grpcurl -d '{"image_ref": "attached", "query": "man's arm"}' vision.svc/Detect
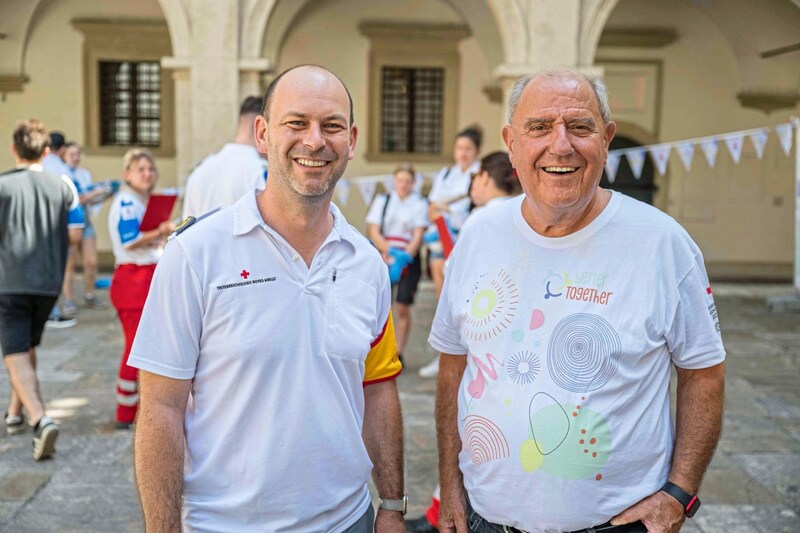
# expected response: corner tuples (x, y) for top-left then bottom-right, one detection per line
(436, 353), (468, 532)
(363, 379), (404, 532)
(612, 362), (725, 532)
(134, 370), (192, 533)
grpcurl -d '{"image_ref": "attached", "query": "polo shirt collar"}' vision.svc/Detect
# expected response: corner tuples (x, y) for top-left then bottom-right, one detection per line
(232, 190), (358, 247)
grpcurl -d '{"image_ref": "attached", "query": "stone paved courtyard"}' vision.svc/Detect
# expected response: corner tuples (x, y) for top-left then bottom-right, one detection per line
(1, 279), (799, 532)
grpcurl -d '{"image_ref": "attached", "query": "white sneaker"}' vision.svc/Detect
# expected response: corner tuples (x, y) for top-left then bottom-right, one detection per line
(418, 357), (440, 378)
(32, 416), (59, 461)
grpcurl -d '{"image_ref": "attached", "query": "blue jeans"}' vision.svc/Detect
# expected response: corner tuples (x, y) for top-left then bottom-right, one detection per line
(343, 504), (374, 533)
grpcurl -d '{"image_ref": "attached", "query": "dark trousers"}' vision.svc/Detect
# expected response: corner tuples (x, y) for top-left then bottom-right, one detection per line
(466, 502), (647, 533)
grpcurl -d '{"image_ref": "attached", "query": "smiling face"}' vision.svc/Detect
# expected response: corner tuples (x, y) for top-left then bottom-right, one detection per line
(64, 145), (81, 169)
(454, 136), (479, 171)
(393, 169), (415, 199)
(502, 75), (615, 219)
(124, 156), (158, 196)
(256, 67), (357, 202)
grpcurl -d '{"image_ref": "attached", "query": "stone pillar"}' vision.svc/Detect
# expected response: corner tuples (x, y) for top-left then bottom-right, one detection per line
(527, 0), (581, 68)
(239, 58), (272, 102)
(162, 57), (193, 187)
(187, 0), (240, 169)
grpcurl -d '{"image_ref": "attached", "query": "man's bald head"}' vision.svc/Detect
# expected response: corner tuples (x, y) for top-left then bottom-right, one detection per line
(261, 65), (354, 126)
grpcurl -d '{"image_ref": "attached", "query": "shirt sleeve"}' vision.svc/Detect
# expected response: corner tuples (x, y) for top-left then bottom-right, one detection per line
(363, 274), (402, 384)
(61, 175), (85, 228)
(428, 249), (468, 355)
(666, 252), (726, 369)
(365, 195), (387, 226)
(116, 196), (142, 245)
(128, 240), (204, 379)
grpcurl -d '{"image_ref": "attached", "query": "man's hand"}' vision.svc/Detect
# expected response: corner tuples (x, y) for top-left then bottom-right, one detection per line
(374, 508), (405, 532)
(438, 485), (468, 532)
(611, 490), (685, 533)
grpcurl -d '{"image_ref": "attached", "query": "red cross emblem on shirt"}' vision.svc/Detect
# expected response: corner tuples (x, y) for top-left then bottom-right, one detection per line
(240, 269), (250, 279)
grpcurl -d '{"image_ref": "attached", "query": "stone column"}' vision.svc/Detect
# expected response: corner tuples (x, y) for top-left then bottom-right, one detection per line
(162, 57), (192, 187)
(187, 0), (240, 169)
(238, 58), (272, 102)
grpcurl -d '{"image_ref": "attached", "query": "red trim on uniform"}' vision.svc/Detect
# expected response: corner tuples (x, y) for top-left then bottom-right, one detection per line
(363, 368), (402, 387)
(370, 318), (389, 348)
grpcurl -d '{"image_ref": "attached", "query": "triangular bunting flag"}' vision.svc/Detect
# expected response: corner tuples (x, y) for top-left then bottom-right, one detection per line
(775, 123), (793, 156)
(676, 142), (695, 171)
(605, 152), (622, 184)
(625, 149), (646, 180)
(336, 179), (351, 206)
(649, 145), (671, 176)
(724, 134), (744, 164)
(748, 129), (769, 160)
(700, 140), (719, 169)
(356, 180), (376, 205)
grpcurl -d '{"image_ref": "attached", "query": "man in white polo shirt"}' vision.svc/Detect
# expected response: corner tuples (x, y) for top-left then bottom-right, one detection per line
(130, 65), (406, 532)
(181, 95), (269, 219)
(433, 69), (725, 533)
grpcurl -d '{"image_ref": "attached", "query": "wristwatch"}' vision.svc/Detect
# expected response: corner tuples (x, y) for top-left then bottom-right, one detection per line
(661, 481), (701, 517)
(378, 495), (408, 515)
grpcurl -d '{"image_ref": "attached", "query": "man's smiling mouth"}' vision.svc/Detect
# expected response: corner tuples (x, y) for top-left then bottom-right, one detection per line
(543, 166), (578, 174)
(295, 158), (329, 168)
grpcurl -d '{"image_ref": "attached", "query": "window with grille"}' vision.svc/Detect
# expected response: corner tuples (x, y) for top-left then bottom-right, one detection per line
(99, 61), (161, 147)
(381, 67), (444, 154)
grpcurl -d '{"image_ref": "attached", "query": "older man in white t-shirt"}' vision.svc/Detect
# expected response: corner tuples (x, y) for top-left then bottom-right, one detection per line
(432, 69), (725, 533)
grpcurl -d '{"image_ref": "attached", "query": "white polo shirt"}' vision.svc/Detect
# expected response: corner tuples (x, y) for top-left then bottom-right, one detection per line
(108, 188), (163, 265)
(181, 143), (268, 219)
(365, 191), (428, 245)
(427, 161), (479, 230)
(129, 190), (401, 533)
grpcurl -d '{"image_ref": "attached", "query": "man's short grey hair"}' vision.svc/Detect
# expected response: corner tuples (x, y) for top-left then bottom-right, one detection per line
(506, 68), (611, 124)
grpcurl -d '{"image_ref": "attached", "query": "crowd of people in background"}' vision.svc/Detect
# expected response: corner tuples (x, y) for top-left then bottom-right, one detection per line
(1, 65), (726, 533)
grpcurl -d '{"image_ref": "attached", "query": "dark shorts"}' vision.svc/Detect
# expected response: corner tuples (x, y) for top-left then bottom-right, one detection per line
(0, 294), (59, 356)
(395, 254), (422, 305)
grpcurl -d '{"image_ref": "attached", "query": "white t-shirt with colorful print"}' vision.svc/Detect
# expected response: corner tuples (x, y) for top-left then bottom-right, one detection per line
(429, 191), (725, 533)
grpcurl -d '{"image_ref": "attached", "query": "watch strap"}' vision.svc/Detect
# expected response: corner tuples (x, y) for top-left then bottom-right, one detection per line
(661, 481), (701, 517)
(378, 495), (408, 514)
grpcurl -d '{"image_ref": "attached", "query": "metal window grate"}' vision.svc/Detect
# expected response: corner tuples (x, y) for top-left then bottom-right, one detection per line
(381, 67), (443, 154)
(99, 61), (161, 147)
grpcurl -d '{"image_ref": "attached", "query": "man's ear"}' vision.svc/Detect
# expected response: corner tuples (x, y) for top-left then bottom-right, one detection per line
(502, 124), (516, 168)
(348, 124), (358, 161)
(254, 115), (269, 156)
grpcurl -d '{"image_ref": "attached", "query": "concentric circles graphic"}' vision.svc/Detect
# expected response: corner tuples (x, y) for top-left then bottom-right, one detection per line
(547, 313), (620, 392)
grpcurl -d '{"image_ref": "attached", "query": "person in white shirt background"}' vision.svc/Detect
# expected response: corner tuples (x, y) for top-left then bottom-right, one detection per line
(61, 142), (112, 314)
(181, 95), (268, 219)
(405, 151), (521, 533)
(419, 126), (482, 379)
(366, 163), (429, 362)
(107, 149), (175, 430)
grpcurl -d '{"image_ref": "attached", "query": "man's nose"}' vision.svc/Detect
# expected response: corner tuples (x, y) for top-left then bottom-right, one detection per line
(549, 124), (574, 157)
(302, 124), (325, 151)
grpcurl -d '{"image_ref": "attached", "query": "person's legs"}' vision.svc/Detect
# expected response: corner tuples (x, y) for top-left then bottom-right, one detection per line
(81, 237), (99, 301)
(4, 351), (46, 423)
(62, 245), (78, 311)
(394, 302), (412, 356)
(6, 346), (35, 418)
(115, 308), (143, 425)
(429, 258), (445, 299)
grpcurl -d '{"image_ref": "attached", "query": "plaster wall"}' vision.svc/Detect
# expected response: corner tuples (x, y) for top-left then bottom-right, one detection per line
(0, 0), (176, 257)
(598, 0), (799, 273)
(273, 0), (503, 223)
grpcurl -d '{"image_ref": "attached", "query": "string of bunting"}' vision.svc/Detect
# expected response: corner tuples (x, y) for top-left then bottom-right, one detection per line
(604, 121), (796, 183)
(337, 121), (797, 205)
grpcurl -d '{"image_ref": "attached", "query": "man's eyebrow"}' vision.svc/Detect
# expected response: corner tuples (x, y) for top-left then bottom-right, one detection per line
(523, 118), (552, 129)
(568, 117), (597, 128)
(280, 111), (348, 123)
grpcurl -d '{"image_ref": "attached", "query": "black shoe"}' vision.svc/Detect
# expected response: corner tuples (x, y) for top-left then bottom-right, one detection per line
(405, 515), (438, 533)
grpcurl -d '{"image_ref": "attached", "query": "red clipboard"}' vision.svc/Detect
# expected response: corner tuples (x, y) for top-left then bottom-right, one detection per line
(139, 194), (178, 231)
(434, 216), (455, 259)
